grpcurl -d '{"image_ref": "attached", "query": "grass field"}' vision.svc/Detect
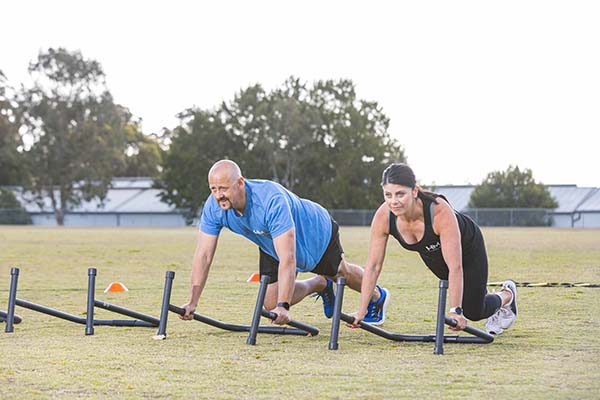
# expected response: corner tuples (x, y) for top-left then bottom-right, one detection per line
(1, 226), (599, 399)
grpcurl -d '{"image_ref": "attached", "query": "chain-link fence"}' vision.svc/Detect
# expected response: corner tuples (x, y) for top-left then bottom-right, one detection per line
(462, 208), (554, 227)
(327, 208), (555, 227)
(0, 207), (579, 227)
(0, 208), (33, 225)
(328, 209), (376, 226)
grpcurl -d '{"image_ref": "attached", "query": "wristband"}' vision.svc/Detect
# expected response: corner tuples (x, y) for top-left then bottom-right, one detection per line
(276, 302), (290, 310)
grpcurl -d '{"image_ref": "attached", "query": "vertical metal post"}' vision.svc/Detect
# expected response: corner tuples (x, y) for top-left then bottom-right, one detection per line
(328, 277), (346, 350)
(246, 275), (269, 345)
(85, 268), (97, 335)
(156, 271), (176, 338)
(5, 267), (19, 333)
(434, 279), (448, 355)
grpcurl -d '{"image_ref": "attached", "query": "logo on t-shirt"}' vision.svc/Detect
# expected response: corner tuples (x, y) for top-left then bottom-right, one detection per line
(253, 229), (270, 236)
(425, 241), (441, 252)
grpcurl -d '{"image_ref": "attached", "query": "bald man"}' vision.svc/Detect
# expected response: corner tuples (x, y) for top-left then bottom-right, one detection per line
(180, 160), (390, 325)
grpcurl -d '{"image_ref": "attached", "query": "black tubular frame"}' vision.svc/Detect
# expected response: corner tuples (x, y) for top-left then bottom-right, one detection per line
(260, 310), (319, 337)
(328, 276), (346, 350)
(0, 310), (22, 324)
(155, 271), (319, 340)
(246, 275), (271, 345)
(328, 278), (493, 354)
(4, 267), (19, 333)
(4, 267), (159, 334)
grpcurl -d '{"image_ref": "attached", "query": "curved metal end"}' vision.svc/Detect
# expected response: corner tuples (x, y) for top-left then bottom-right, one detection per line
(336, 276), (347, 285)
(88, 267), (97, 275)
(10, 267), (20, 275)
(166, 271), (176, 279)
(439, 280), (449, 288)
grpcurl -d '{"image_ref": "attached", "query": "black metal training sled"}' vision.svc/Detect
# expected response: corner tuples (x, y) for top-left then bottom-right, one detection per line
(154, 272), (319, 343)
(327, 278), (494, 355)
(4, 267), (160, 335)
(3, 266), (494, 355)
(0, 310), (22, 324)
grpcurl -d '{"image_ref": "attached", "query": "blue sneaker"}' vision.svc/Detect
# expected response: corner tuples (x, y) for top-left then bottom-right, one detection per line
(316, 279), (335, 318)
(363, 286), (389, 325)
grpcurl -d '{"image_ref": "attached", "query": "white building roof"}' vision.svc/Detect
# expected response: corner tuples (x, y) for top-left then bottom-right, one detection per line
(577, 188), (600, 211)
(546, 185), (597, 213)
(431, 184), (599, 213)
(430, 186), (475, 211)
(14, 178), (177, 213)
(6, 179), (600, 214)
(110, 177), (155, 189)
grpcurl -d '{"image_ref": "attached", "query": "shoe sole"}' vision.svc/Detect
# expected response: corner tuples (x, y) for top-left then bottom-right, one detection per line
(503, 279), (518, 316)
(485, 308), (505, 335)
(322, 282), (335, 319)
(487, 327), (504, 335)
(324, 304), (335, 319)
(500, 309), (517, 330)
(364, 288), (390, 326)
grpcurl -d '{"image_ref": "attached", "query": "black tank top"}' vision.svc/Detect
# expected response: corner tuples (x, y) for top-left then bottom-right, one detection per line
(388, 191), (479, 280)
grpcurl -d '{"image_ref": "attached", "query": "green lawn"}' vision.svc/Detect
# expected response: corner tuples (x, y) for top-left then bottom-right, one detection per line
(1, 226), (599, 399)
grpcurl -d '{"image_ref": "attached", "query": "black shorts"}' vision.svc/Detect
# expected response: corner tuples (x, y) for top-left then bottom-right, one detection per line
(259, 219), (343, 284)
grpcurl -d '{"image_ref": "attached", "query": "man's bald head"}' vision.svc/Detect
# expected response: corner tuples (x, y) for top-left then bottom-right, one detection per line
(207, 160), (246, 213)
(208, 160), (242, 181)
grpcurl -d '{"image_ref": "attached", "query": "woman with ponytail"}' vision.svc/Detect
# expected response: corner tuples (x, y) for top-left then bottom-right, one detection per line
(353, 163), (518, 335)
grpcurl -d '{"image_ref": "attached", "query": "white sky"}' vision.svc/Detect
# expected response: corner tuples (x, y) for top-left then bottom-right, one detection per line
(2, 1), (599, 187)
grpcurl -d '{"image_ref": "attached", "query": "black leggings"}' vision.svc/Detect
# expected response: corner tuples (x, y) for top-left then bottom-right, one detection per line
(461, 231), (502, 321)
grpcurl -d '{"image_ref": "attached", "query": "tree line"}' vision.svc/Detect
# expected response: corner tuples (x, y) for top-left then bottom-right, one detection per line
(0, 49), (163, 224)
(0, 48), (556, 225)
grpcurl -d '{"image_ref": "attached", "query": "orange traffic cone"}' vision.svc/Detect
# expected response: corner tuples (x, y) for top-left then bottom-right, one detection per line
(246, 273), (260, 283)
(104, 282), (129, 293)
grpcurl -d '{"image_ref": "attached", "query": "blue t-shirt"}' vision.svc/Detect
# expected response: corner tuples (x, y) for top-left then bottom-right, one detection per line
(199, 179), (332, 272)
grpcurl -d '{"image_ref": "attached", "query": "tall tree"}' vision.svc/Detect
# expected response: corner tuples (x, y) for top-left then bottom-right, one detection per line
(114, 121), (164, 177)
(18, 48), (132, 225)
(158, 77), (406, 217)
(228, 78), (326, 191)
(0, 70), (25, 185)
(469, 165), (558, 208)
(216, 77), (405, 208)
(305, 79), (404, 208)
(156, 108), (248, 220)
(217, 83), (275, 179)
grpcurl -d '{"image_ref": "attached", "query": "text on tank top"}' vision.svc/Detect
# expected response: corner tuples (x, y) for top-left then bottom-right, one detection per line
(388, 191), (477, 280)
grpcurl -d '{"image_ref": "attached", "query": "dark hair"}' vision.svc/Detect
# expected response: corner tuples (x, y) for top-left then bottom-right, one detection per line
(381, 163), (439, 204)
(381, 163), (416, 187)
